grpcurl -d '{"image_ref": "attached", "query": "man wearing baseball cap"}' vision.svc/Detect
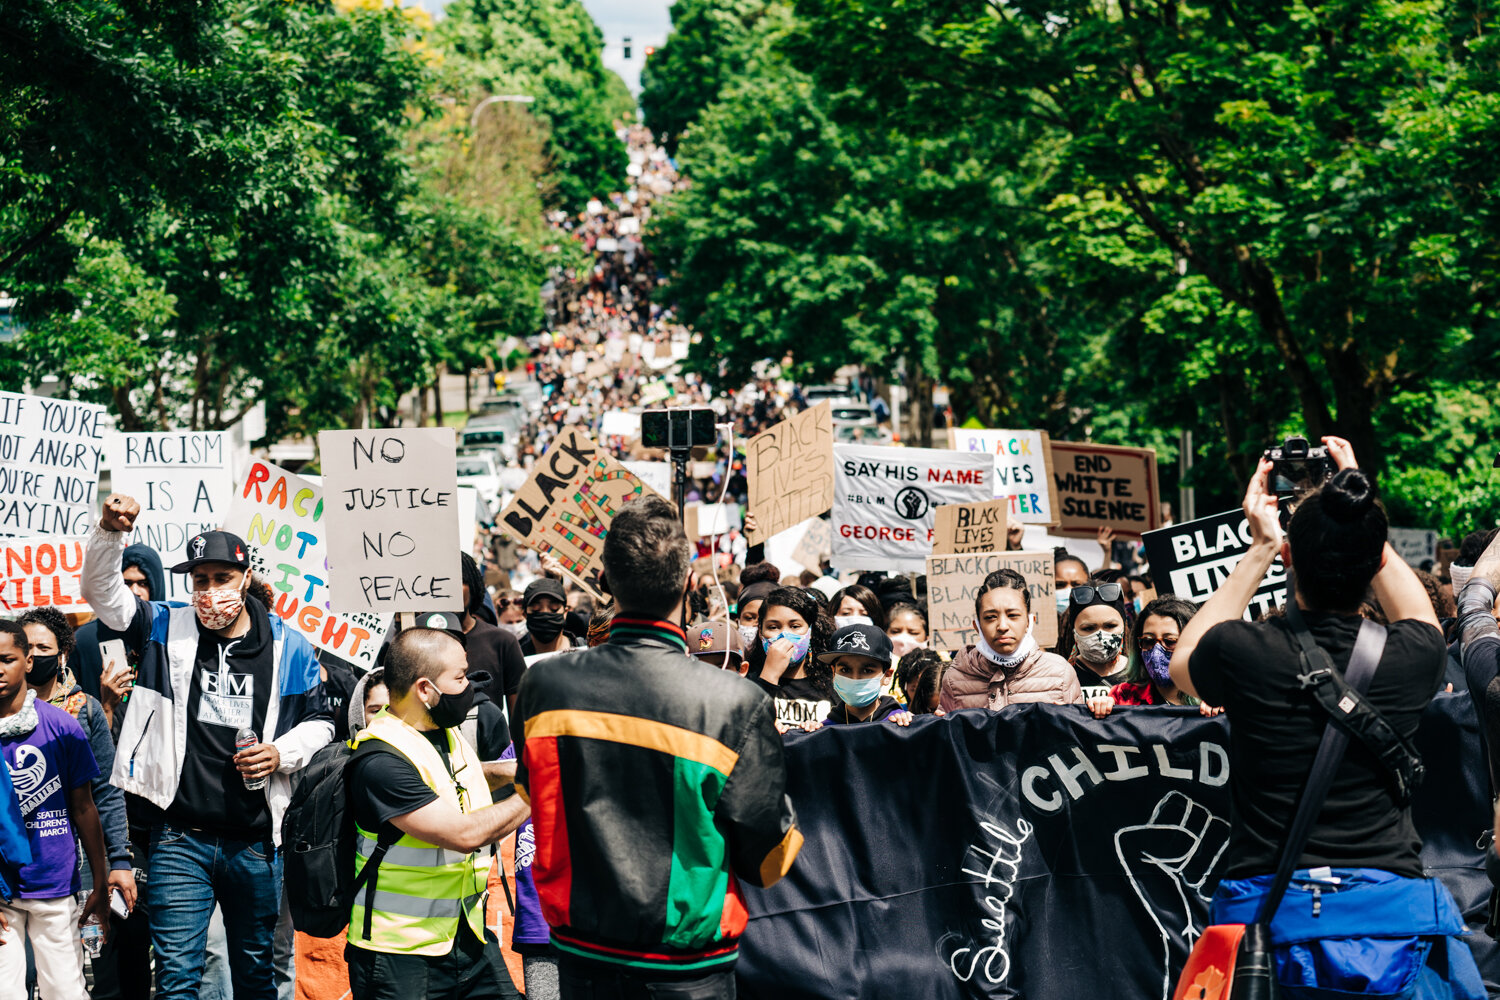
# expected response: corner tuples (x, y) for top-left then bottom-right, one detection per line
(80, 496), (333, 1000)
(518, 577), (581, 664)
(689, 619), (747, 675)
(817, 623), (912, 728)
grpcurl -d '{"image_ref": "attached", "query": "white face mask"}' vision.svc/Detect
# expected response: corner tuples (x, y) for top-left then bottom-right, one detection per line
(737, 625), (759, 649)
(888, 633), (925, 660)
(1075, 629), (1123, 666)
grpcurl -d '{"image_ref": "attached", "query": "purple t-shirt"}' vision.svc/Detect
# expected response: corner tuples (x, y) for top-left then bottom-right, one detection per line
(2, 700), (99, 898)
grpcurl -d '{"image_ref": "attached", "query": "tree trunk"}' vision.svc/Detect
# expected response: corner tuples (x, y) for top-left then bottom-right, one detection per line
(430, 367), (444, 427)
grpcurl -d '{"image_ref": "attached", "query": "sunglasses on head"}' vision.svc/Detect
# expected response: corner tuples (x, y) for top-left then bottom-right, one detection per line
(496, 598), (516, 609)
(1137, 635), (1178, 652)
(1069, 583), (1123, 606)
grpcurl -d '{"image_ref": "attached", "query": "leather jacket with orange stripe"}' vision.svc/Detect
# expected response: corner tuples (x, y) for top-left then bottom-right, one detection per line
(513, 616), (802, 974)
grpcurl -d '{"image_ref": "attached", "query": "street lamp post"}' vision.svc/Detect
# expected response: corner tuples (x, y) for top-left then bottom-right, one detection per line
(470, 94), (535, 131)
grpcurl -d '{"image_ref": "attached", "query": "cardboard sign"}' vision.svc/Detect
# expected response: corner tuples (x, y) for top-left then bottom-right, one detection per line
(831, 444), (992, 573)
(744, 403), (835, 545)
(0, 392), (108, 536)
(622, 461), (672, 498)
(931, 498), (1017, 555)
(791, 518), (832, 571)
(499, 427), (661, 601)
(105, 431), (234, 600)
(925, 550), (1057, 651)
(0, 537), (90, 612)
(1389, 527), (1439, 567)
(600, 411), (641, 439)
(1049, 442), (1161, 538)
(947, 428), (1058, 524)
(225, 460), (390, 668)
(1142, 509), (1287, 621)
(320, 428), (462, 614)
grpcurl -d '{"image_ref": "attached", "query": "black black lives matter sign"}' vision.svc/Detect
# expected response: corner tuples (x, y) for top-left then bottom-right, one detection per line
(1143, 509), (1287, 620)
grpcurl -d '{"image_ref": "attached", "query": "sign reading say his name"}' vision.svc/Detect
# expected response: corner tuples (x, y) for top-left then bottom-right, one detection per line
(500, 427), (661, 601)
(225, 460), (389, 669)
(1049, 441), (1161, 538)
(832, 445), (992, 573)
(0, 392), (108, 537)
(744, 403), (835, 545)
(105, 431), (234, 601)
(320, 428), (461, 614)
(925, 550), (1057, 650)
(948, 428), (1058, 525)
(0, 537), (90, 612)
(1142, 508), (1287, 621)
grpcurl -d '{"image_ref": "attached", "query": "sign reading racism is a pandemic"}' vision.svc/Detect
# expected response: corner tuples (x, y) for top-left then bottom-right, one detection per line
(831, 445), (992, 573)
(0, 392), (108, 537)
(1049, 441), (1162, 538)
(1142, 508), (1287, 621)
(948, 428), (1058, 525)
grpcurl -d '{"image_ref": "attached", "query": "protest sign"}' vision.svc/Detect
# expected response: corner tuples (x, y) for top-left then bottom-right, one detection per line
(1389, 527), (1439, 567)
(1049, 441), (1161, 538)
(600, 411), (641, 439)
(744, 403), (835, 545)
(595, 237), (619, 253)
(685, 503), (738, 539)
(1142, 508), (1287, 621)
(458, 487), (479, 555)
(925, 550), (1057, 650)
(831, 445), (992, 573)
(0, 391), (108, 537)
(105, 431), (234, 600)
(791, 518), (831, 571)
(931, 498), (1016, 555)
(320, 429), (461, 614)
(621, 461), (672, 498)
(948, 428), (1058, 524)
(0, 537), (89, 612)
(499, 427), (661, 600)
(225, 459), (389, 668)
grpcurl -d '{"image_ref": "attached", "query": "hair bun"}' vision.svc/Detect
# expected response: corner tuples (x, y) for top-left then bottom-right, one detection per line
(1320, 468), (1377, 522)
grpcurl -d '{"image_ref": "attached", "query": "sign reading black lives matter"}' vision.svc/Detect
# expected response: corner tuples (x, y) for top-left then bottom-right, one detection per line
(320, 428), (462, 613)
(1142, 508), (1288, 620)
(0, 391), (108, 536)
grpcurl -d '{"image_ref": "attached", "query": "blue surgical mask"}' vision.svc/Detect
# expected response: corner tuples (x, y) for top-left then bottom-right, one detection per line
(1054, 589), (1070, 614)
(1143, 642), (1174, 687)
(832, 673), (883, 708)
(761, 630), (811, 663)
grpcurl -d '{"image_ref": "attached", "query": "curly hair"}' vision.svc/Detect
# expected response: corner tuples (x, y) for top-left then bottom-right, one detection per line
(19, 607), (74, 657)
(1125, 596), (1198, 688)
(744, 586), (835, 698)
(895, 648), (946, 714)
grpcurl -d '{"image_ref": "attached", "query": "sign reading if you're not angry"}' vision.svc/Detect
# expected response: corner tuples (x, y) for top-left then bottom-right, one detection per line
(0, 391), (108, 537)
(320, 428), (462, 614)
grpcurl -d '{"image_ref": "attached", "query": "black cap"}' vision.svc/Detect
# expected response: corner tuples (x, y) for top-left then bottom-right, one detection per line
(524, 577), (567, 609)
(406, 610), (467, 648)
(817, 623), (893, 664)
(170, 531), (252, 574)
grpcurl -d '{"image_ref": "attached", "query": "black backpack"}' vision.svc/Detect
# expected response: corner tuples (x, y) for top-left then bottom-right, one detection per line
(281, 741), (393, 938)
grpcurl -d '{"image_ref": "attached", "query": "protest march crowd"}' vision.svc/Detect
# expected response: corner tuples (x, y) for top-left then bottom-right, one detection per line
(1, 120), (1499, 1000)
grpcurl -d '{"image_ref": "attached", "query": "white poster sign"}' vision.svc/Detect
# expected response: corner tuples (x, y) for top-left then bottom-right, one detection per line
(0, 392), (108, 536)
(0, 537), (90, 612)
(1389, 527), (1439, 568)
(622, 461), (672, 497)
(947, 427), (1057, 524)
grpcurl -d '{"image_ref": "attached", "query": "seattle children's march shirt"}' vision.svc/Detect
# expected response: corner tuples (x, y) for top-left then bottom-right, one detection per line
(2, 699), (99, 897)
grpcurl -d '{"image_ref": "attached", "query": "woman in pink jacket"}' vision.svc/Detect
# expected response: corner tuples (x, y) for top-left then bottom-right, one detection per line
(939, 569), (1084, 711)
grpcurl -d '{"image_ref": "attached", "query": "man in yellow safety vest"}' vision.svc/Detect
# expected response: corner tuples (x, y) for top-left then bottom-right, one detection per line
(345, 626), (530, 998)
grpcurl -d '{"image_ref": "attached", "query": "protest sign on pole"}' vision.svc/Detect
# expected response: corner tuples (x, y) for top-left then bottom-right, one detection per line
(947, 427), (1058, 525)
(320, 428), (462, 614)
(0, 537), (90, 612)
(1389, 527), (1439, 567)
(931, 498), (1017, 555)
(499, 427), (661, 601)
(225, 459), (390, 669)
(1142, 509), (1287, 621)
(831, 445), (992, 573)
(1049, 441), (1162, 538)
(0, 392), (108, 537)
(925, 550), (1057, 650)
(744, 403), (835, 546)
(105, 431), (234, 600)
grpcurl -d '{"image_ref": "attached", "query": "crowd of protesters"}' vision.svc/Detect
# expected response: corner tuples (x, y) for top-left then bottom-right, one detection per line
(0, 120), (1498, 1000)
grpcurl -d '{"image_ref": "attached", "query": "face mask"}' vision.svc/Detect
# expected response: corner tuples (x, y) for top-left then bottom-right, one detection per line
(193, 580), (246, 631)
(28, 654), (60, 685)
(832, 673), (883, 709)
(1143, 642), (1174, 687)
(526, 611), (566, 643)
(761, 630), (811, 663)
(1075, 629), (1123, 666)
(888, 633), (924, 660)
(497, 622), (526, 639)
(1054, 589), (1071, 614)
(424, 680), (476, 730)
(834, 615), (872, 630)
(1132, 597), (1144, 615)
(738, 625), (759, 650)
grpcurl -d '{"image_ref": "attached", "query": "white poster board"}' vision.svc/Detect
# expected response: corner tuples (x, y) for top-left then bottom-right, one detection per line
(0, 392), (108, 536)
(0, 536), (90, 612)
(622, 461), (672, 498)
(947, 427), (1057, 524)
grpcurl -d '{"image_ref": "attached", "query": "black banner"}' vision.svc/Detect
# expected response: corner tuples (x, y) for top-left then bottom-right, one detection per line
(738, 696), (1499, 999)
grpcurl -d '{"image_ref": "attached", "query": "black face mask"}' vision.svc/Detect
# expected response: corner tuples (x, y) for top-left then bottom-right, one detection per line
(526, 611), (566, 643)
(29, 654), (60, 685)
(426, 681), (476, 730)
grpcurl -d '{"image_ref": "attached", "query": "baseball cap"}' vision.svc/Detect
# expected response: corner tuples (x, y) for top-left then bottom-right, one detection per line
(817, 622), (893, 664)
(170, 531), (252, 574)
(689, 619), (743, 665)
(524, 578), (567, 609)
(406, 610), (468, 648)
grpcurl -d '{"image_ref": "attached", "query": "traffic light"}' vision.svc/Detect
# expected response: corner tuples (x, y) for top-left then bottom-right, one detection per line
(623, 36), (632, 59)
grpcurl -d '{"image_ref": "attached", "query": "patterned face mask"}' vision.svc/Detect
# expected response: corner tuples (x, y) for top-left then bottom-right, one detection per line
(1074, 629), (1123, 666)
(193, 581), (246, 631)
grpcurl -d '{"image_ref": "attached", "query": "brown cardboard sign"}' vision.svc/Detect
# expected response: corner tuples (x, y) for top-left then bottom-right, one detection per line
(1048, 442), (1161, 539)
(744, 402), (835, 545)
(931, 498), (1016, 555)
(925, 550), (1057, 651)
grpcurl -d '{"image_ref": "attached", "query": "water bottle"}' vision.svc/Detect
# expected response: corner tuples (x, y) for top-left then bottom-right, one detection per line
(235, 727), (266, 791)
(78, 892), (103, 959)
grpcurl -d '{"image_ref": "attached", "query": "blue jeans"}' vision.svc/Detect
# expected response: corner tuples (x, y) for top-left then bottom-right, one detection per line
(148, 823), (283, 1000)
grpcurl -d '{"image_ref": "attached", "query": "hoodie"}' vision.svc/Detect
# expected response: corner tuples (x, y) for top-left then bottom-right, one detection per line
(73, 542), (168, 702)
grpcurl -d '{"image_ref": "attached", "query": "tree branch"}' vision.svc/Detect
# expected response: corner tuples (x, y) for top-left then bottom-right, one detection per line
(0, 203), (77, 276)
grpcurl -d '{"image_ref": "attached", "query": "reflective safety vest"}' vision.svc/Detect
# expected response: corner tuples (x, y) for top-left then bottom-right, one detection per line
(347, 710), (493, 956)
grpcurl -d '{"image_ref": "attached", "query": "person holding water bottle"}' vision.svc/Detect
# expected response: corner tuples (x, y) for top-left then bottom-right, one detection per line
(81, 497), (334, 1000)
(0, 619), (110, 1000)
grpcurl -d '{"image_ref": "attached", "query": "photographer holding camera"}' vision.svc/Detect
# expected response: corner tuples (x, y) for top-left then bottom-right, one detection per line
(1169, 437), (1484, 998)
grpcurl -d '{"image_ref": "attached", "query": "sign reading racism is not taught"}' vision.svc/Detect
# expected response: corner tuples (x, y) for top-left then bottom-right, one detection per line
(0, 392), (108, 537)
(744, 403), (835, 545)
(1142, 508), (1288, 621)
(831, 444), (992, 573)
(948, 428), (1058, 525)
(1049, 441), (1162, 538)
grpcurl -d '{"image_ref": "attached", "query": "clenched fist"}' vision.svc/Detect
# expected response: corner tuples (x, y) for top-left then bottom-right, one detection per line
(99, 495), (140, 533)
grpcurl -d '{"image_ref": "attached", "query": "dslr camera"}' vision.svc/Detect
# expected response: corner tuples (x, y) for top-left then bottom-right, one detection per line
(1264, 436), (1335, 496)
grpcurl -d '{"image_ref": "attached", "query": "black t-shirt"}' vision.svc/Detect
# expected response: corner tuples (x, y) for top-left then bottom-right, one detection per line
(168, 602), (276, 836)
(753, 673), (833, 729)
(464, 619), (526, 709)
(319, 656), (359, 743)
(1074, 661), (1130, 700)
(1190, 612), (1445, 879)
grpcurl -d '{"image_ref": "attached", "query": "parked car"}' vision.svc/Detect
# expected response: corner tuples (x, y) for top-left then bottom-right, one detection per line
(457, 452), (502, 509)
(805, 384), (856, 406)
(830, 402), (877, 431)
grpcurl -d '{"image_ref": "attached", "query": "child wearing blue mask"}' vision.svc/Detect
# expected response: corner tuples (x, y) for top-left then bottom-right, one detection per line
(816, 624), (912, 728)
(747, 587), (835, 733)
